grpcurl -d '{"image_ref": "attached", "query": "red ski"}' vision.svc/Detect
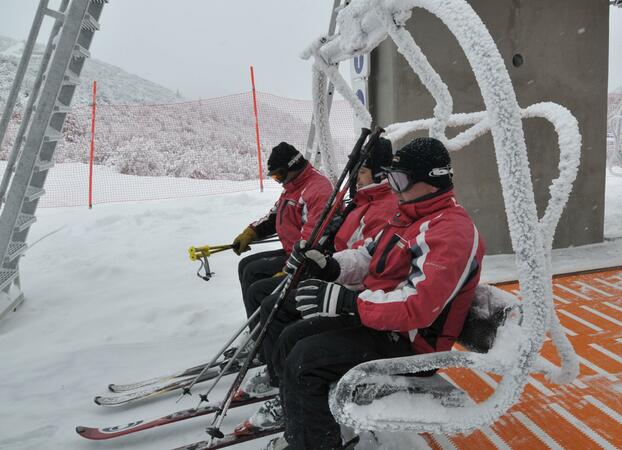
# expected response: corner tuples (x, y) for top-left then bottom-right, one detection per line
(172, 426), (284, 450)
(76, 394), (274, 440)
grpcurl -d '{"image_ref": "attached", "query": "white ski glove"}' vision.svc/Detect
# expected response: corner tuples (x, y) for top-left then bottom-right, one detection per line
(284, 240), (340, 280)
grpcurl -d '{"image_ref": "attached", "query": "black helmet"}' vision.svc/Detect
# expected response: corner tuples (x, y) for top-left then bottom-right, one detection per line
(362, 137), (393, 183)
(385, 137), (453, 191)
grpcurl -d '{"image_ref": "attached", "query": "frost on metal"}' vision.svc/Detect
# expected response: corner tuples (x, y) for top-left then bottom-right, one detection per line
(304, 35), (372, 183)
(303, 0), (582, 435)
(609, 102), (622, 177)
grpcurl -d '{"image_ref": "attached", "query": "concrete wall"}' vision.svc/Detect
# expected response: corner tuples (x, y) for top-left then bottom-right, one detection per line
(369, 0), (609, 254)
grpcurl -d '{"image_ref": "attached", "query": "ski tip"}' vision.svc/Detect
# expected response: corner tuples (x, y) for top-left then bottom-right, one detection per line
(93, 396), (102, 405)
(76, 426), (86, 435)
(107, 383), (116, 392)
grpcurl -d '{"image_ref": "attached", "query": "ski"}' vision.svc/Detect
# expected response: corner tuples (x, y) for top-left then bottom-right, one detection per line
(96, 358), (263, 407)
(76, 394), (276, 440)
(95, 368), (221, 407)
(108, 362), (209, 393)
(172, 426), (284, 450)
(108, 346), (244, 393)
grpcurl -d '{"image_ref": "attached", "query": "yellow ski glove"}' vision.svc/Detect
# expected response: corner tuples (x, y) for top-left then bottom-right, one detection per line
(231, 227), (257, 255)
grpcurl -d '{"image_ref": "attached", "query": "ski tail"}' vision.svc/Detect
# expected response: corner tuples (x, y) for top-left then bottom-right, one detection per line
(95, 368), (220, 407)
(108, 362), (208, 392)
(96, 358), (262, 407)
(106, 346), (249, 393)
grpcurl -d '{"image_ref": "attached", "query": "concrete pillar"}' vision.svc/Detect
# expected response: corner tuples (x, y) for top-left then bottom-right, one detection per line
(369, 0), (609, 254)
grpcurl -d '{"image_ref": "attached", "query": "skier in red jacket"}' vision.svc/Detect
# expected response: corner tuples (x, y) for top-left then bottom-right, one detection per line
(331, 137), (397, 253)
(231, 142), (333, 331)
(243, 137), (486, 450)
(233, 138), (397, 402)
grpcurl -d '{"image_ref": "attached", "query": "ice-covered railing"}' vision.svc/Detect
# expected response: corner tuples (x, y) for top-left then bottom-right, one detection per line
(302, 0), (582, 435)
(608, 105), (622, 177)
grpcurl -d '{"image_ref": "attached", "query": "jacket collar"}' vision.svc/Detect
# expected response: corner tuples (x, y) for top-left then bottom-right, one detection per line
(391, 189), (457, 225)
(283, 163), (314, 193)
(355, 180), (394, 204)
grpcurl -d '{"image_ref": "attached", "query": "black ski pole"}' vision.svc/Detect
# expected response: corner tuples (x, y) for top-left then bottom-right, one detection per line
(184, 277), (289, 404)
(175, 309), (260, 402)
(205, 127), (383, 440)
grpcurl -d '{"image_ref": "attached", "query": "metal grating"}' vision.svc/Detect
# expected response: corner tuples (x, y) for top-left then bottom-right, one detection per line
(25, 187), (45, 202)
(7, 242), (27, 261)
(16, 214), (36, 232)
(34, 159), (55, 172)
(0, 269), (18, 291)
(72, 44), (90, 59)
(81, 13), (100, 31)
(43, 129), (63, 142)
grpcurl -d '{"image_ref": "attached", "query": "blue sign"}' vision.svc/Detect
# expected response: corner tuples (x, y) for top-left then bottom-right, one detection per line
(354, 55), (365, 75)
(356, 89), (366, 106)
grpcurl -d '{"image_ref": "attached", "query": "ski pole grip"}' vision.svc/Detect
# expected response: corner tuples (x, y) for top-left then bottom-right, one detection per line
(188, 245), (214, 260)
(188, 244), (234, 261)
(309, 127), (383, 247)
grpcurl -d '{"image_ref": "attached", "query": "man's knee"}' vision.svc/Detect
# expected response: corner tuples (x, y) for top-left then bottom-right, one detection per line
(246, 279), (265, 310)
(279, 328), (327, 382)
(241, 261), (259, 286)
(238, 253), (255, 282)
(277, 321), (305, 357)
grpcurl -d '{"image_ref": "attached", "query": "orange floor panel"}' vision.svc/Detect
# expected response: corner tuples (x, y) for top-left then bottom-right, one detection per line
(433, 267), (622, 449)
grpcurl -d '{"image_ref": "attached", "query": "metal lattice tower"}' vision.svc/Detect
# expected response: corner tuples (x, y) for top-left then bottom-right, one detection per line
(0, 0), (107, 321)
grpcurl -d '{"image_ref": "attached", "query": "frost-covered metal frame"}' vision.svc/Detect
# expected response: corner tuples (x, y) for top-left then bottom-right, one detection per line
(302, 0), (582, 434)
(609, 104), (622, 177)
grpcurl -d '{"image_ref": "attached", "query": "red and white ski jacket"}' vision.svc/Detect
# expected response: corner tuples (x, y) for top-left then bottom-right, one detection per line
(333, 181), (398, 252)
(250, 163), (333, 254)
(334, 189), (485, 354)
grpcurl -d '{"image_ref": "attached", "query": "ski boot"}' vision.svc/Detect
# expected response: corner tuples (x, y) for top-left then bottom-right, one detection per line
(262, 432), (360, 449)
(263, 434), (290, 450)
(234, 395), (284, 436)
(232, 366), (278, 402)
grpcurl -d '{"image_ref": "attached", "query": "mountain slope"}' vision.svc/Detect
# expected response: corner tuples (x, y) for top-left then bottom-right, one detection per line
(0, 35), (183, 111)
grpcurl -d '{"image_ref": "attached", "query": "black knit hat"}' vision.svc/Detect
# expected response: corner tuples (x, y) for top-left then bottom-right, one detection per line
(363, 137), (393, 183)
(267, 142), (307, 175)
(389, 137), (453, 189)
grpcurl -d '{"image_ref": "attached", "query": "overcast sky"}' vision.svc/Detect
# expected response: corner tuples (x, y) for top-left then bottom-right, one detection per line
(1, 0), (621, 98)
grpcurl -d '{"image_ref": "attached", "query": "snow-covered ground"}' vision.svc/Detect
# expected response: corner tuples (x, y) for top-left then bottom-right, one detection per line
(0, 171), (621, 450)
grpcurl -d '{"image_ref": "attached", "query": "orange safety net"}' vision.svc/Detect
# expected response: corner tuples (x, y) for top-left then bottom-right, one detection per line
(0, 92), (356, 207)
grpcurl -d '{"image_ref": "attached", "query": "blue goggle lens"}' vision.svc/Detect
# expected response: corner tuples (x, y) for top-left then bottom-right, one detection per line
(386, 171), (412, 193)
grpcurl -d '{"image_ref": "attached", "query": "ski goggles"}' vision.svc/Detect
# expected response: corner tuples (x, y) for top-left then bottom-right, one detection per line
(385, 170), (414, 193)
(385, 166), (454, 193)
(268, 153), (303, 184)
(269, 168), (288, 183)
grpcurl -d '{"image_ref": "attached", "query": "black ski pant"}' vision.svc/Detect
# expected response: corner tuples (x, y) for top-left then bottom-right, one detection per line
(259, 290), (301, 385)
(259, 293), (413, 450)
(238, 249), (287, 331)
